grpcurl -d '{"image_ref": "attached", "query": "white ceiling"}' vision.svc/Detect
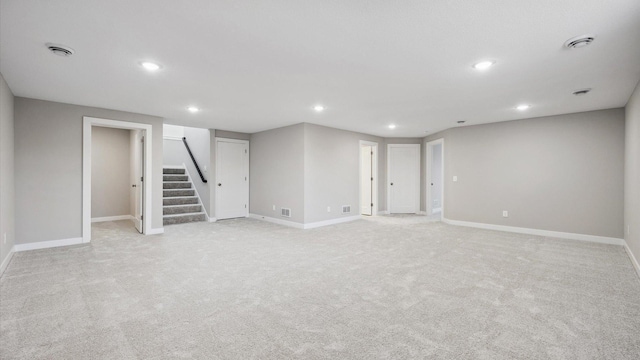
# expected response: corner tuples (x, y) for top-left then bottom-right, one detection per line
(1, 0), (639, 137)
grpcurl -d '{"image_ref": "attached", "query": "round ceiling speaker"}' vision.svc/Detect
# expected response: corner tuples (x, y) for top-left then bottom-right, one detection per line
(46, 43), (75, 57)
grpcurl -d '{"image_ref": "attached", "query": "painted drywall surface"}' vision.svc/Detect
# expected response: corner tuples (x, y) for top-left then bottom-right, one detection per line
(303, 123), (384, 223)
(14, 97), (164, 244)
(426, 109), (625, 238)
(91, 127), (131, 218)
(250, 124), (305, 223)
(0, 73), (15, 270)
(625, 81), (640, 263)
(215, 130), (251, 141)
(163, 126), (211, 215)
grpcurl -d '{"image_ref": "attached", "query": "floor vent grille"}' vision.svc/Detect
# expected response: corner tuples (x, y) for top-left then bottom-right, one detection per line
(342, 205), (351, 214)
(281, 208), (291, 217)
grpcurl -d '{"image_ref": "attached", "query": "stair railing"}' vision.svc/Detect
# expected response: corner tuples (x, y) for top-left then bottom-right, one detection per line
(182, 137), (208, 183)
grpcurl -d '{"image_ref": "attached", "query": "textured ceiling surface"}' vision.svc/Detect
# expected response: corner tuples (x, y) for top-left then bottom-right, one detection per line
(1, 0), (639, 136)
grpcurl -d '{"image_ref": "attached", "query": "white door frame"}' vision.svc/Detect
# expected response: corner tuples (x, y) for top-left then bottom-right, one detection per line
(215, 137), (250, 219)
(83, 117), (153, 243)
(425, 138), (444, 216)
(387, 144), (420, 214)
(359, 140), (378, 216)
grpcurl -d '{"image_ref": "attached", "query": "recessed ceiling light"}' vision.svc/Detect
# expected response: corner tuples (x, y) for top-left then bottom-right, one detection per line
(141, 62), (161, 71)
(313, 105), (325, 112)
(472, 61), (495, 70)
(388, 124), (396, 129)
(564, 34), (596, 49)
(516, 104), (530, 111)
(187, 106), (199, 113)
(572, 88), (592, 96)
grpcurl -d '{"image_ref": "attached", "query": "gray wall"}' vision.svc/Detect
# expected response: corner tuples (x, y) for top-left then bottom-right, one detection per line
(15, 97), (164, 244)
(625, 81), (640, 263)
(426, 109), (625, 238)
(215, 130), (251, 141)
(91, 127), (131, 218)
(250, 124), (305, 223)
(164, 126), (211, 216)
(0, 74), (15, 270)
(304, 123), (385, 222)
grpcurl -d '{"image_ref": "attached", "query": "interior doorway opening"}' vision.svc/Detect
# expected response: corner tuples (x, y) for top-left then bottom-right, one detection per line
(426, 139), (444, 216)
(82, 117), (153, 243)
(359, 141), (378, 216)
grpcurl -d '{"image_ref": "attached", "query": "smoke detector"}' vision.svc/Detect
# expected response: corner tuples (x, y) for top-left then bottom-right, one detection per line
(46, 43), (75, 57)
(572, 88), (592, 96)
(564, 35), (596, 49)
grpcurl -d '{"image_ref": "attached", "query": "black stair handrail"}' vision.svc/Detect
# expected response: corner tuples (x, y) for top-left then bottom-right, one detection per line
(182, 137), (208, 183)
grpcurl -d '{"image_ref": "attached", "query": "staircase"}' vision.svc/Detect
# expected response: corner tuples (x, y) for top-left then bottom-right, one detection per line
(163, 167), (207, 225)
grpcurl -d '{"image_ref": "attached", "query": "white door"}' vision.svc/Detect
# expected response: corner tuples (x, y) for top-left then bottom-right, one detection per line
(361, 145), (373, 215)
(216, 139), (249, 220)
(388, 144), (420, 213)
(132, 130), (144, 233)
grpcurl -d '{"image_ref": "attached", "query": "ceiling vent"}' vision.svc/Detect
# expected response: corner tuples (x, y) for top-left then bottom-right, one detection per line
(572, 88), (592, 96)
(564, 35), (596, 49)
(46, 43), (75, 57)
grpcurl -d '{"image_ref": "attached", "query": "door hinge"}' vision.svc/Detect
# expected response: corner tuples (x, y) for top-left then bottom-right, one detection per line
(371, 177), (373, 181)
(245, 176), (247, 181)
(371, 203), (373, 207)
(245, 149), (247, 154)
(141, 177), (143, 182)
(371, 151), (373, 155)
(141, 215), (143, 220)
(245, 204), (247, 208)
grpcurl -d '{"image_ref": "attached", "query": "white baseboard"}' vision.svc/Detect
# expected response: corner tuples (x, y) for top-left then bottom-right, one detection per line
(624, 242), (640, 280)
(0, 246), (15, 277)
(432, 207), (442, 213)
(249, 214), (361, 230)
(303, 215), (362, 229)
(379, 210), (389, 215)
(418, 211), (428, 215)
(14, 237), (84, 252)
(208, 217), (217, 222)
(91, 215), (134, 223)
(442, 218), (624, 246)
(146, 228), (165, 235)
(249, 214), (304, 229)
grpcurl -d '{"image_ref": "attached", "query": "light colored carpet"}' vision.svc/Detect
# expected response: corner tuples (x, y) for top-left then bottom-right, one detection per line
(1, 216), (639, 359)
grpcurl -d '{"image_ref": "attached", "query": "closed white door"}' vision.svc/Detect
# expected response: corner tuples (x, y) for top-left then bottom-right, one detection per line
(388, 144), (420, 213)
(216, 139), (249, 220)
(361, 145), (373, 215)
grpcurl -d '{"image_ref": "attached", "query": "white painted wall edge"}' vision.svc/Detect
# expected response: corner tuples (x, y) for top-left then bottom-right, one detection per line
(442, 218), (625, 246)
(208, 217), (217, 222)
(146, 228), (164, 235)
(303, 215), (362, 229)
(624, 242), (640, 280)
(0, 247), (15, 277)
(91, 215), (134, 223)
(249, 213), (304, 229)
(163, 136), (183, 141)
(14, 237), (84, 252)
(379, 210), (389, 215)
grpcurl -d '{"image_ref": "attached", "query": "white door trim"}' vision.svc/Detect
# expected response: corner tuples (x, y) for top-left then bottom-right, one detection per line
(215, 137), (250, 219)
(359, 140), (378, 216)
(425, 138), (444, 216)
(387, 144), (420, 214)
(83, 116), (154, 243)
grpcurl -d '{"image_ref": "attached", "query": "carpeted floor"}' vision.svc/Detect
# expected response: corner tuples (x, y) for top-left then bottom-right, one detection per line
(1, 216), (639, 359)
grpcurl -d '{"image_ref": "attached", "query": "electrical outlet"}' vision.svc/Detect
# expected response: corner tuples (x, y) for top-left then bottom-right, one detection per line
(327, 206), (331, 213)
(272, 205), (276, 211)
(502, 211), (508, 218)
(453, 176), (458, 182)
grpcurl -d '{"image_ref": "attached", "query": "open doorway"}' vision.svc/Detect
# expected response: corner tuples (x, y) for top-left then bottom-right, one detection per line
(82, 117), (153, 243)
(426, 139), (444, 216)
(359, 141), (378, 216)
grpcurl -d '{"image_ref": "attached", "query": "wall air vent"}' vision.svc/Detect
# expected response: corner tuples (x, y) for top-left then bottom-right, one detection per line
(342, 205), (351, 214)
(572, 88), (592, 96)
(564, 35), (596, 49)
(46, 43), (75, 57)
(281, 208), (291, 218)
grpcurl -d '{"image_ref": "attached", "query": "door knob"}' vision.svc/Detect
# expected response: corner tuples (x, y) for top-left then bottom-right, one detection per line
(218, 183), (222, 186)
(390, 182), (394, 185)
(431, 183), (434, 186)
